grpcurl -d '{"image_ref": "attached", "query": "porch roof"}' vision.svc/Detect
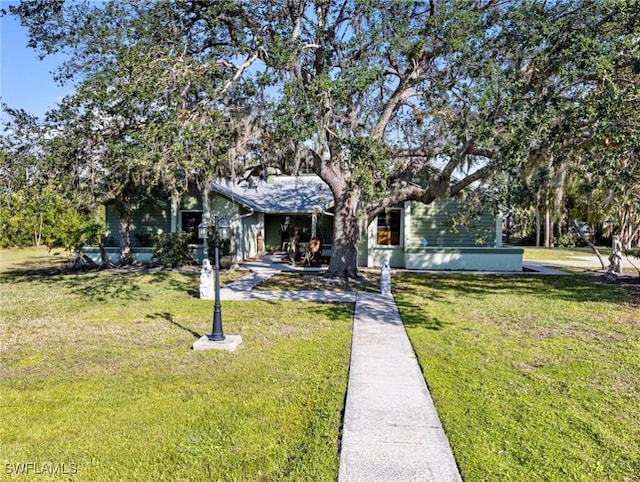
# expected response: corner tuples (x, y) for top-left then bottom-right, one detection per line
(210, 176), (334, 214)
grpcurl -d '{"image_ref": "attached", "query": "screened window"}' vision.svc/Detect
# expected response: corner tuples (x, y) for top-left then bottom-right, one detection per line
(376, 209), (402, 246)
(181, 211), (203, 245)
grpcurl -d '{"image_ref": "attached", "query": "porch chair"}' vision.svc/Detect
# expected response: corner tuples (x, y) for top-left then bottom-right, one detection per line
(302, 237), (322, 267)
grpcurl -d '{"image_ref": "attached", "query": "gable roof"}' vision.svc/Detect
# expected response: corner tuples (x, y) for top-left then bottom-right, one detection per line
(210, 176), (334, 214)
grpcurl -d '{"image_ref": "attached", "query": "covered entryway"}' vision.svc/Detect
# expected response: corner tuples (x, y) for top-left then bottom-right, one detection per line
(264, 213), (333, 252)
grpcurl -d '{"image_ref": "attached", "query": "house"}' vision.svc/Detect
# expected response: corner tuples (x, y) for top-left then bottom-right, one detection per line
(84, 174), (523, 271)
(207, 174), (335, 260)
(84, 174), (335, 265)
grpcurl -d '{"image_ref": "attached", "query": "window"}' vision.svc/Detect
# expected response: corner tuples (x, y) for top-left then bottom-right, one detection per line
(377, 209), (402, 246)
(180, 211), (203, 245)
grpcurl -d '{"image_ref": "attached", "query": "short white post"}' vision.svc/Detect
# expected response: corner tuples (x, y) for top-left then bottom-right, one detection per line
(199, 259), (214, 299)
(380, 262), (392, 295)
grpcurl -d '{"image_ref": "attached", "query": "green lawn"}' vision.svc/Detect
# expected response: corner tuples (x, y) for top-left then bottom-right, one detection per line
(394, 273), (640, 482)
(3, 249), (639, 481)
(522, 246), (611, 261)
(0, 249), (353, 481)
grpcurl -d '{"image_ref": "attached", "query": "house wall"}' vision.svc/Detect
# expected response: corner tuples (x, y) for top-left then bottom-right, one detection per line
(194, 193), (244, 264)
(94, 188), (261, 265)
(360, 199), (522, 271)
(180, 191), (202, 211)
(105, 200), (172, 247)
(366, 219), (405, 268)
(404, 246), (523, 271)
(82, 247), (156, 265)
(237, 212), (261, 261)
(364, 204), (406, 268)
(409, 199), (495, 248)
(264, 215), (283, 251)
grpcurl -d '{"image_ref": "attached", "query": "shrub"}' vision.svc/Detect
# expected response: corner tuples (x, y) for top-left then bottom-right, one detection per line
(152, 232), (194, 267)
(553, 230), (579, 248)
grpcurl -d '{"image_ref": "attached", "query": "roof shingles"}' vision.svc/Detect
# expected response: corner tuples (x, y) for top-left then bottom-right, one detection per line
(210, 176), (333, 214)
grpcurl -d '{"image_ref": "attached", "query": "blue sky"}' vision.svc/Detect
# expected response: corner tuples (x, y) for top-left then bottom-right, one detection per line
(1, 0), (71, 120)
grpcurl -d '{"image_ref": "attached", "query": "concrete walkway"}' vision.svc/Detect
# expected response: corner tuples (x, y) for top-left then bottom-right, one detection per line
(214, 259), (462, 481)
(339, 293), (462, 482)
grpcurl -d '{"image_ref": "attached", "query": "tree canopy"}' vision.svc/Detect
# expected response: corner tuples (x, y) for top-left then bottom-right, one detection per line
(2, 0), (639, 273)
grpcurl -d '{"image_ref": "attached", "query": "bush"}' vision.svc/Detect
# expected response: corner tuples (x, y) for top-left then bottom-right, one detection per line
(553, 230), (579, 248)
(625, 248), (640, 260)
(152, 232), (194, 267)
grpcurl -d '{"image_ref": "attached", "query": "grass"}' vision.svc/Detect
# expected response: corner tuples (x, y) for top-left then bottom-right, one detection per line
(0, 248), (353, 481)
(4, 248), (639, 481)
(256, 270), (380, 293)
(523, 245), (611, 261)
(394, 273), (640, 482)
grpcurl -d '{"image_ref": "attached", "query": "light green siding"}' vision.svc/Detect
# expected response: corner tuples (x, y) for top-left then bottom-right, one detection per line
(179, 192), (201, 211)
(105, 200), (171, 247)
(409, 199), (495, 247)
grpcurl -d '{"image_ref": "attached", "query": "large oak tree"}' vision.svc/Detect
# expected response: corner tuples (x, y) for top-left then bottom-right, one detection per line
(257, 0), (639, 276)
(5, 0), (638, 274)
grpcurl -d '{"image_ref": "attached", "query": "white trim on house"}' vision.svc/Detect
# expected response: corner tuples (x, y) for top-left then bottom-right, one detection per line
(404, 247), (523, 271)
(374, 207), (404, 248)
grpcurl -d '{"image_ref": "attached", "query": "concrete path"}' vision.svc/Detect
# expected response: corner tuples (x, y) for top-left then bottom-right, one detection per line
(522, 261), (571, 275)
(526, 255), (637, 272)
(338, 293), (462, 482)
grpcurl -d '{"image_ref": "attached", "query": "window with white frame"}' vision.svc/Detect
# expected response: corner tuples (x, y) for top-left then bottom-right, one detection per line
(376, 209), (402, 246)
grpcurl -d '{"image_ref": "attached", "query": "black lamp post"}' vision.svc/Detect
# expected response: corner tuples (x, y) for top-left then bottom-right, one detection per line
(209, 216), (229, 341)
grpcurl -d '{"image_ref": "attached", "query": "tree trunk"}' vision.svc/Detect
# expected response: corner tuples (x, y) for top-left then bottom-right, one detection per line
(535, 192), (541, 247)
(324, 190), (361, 279)
(544, 203), (552, 248)
(99, 235), (115, 268)
(573, 219), (606, 269)
(118, 195), (133, 266)
(34, 211), (43, 247)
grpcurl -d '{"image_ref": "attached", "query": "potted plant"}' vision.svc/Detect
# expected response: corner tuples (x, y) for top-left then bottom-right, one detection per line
(208, 231), (233, 270)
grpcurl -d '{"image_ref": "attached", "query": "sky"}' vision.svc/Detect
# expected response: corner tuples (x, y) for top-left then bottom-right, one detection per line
(1, 0), (71, 121)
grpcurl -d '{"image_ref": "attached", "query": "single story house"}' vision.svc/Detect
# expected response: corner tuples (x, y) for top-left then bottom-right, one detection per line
(84, 174), (522, 271)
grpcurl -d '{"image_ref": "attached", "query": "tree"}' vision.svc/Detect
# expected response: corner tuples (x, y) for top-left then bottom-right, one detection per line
(258, 0), (514, 278)
(257, 0), (640, 276)
(490, 0), (640, 250)
(6, 0), (639, 276)
(0, 106), (102, 251)
(5, 0), (265, 265)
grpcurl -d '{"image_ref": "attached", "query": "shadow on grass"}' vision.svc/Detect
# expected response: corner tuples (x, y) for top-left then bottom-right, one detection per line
(257, 299), (355, 322)
(393, 272), (640, 331)
(396, 301), (453, 330)
(257, 271), (379, 293)
(0, 265), (200, 303)
(396, 272), (637, 305)
(147, 312), (202, 339)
